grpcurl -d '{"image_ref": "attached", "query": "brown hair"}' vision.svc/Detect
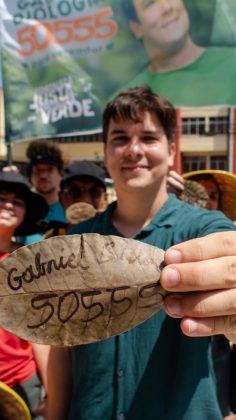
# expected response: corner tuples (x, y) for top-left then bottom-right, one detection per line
(102, 85), (177, 144)
(26, 139), (64, 177)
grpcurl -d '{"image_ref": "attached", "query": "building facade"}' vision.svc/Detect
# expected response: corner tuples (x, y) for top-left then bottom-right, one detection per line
(179, 106), (234, 174)
(0, 88), (235, 174)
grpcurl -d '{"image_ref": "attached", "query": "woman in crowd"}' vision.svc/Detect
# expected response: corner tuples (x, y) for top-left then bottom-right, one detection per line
(0, 171), (49, 418)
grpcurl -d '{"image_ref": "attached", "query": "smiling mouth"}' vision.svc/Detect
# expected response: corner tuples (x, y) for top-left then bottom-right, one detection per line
(162, 16), (178, 28)
(0, 214), (13, 220)
(122, 166), (148, 171)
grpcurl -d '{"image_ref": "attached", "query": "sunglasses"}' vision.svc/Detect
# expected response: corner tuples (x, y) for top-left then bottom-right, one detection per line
(62, 186), (104, 200)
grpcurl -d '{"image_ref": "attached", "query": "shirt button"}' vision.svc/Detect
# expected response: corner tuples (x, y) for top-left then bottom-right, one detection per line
(117, 369), (124, 377)
(117, 413), (125, 420)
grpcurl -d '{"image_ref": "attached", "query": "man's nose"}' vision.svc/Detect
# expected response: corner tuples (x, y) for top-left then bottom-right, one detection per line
(158, 0), (173, 12)
(3, 201), (14, 209)
(77, 191), (93, 204)
(124, 139), (144, 157)
(38, 172), (50, 180)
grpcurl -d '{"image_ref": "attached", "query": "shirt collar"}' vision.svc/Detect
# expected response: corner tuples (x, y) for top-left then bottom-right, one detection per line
(142, 194), (182, 231)
(104, 194), (182, 235)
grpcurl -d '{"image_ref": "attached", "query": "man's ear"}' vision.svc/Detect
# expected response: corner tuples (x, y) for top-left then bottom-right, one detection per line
(100, 192), (109, 211)
(129, 20), (143, 39)
(58, 191), (65, 208)
(103, 143), (107, 168)
(168, 142), (176, 168)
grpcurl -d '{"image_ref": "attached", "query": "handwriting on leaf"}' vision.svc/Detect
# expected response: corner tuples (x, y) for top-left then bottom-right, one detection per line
(0, 234), (167, 346)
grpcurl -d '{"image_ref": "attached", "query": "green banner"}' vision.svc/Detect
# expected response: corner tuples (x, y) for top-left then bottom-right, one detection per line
(1, 0), (236, 142)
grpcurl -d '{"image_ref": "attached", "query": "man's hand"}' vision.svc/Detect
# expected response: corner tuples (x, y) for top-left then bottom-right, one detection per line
(161, 231), (236, 343)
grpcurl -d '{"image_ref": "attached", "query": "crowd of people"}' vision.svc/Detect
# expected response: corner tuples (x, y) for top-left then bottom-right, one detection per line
(1, 85), (236, 419)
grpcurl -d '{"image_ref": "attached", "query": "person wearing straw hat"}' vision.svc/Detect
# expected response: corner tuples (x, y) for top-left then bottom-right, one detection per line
(0, 171), (49, 418)
(183, 170), (236, 222)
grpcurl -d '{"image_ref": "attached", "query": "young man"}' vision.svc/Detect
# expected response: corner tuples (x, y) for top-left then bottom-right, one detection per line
(45, 160), (108, 236)
(47, 86), (236, 420)
(121, 0), (236, 106)
(21, 139), (67, 244)
(59, 160), (107, 214)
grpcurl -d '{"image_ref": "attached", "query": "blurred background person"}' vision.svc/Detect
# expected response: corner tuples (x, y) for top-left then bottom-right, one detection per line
(45, 160), (108, 237)
(0, 171), (49, 419)
(21, 139), (67, 244)
(183, 170), (236, 223)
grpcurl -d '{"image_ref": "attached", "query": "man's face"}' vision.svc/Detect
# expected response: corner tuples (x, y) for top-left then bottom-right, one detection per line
(104, 111), (175, 193)
(0, 191), (26, 231)
(131, 0), (189, 53)
(59, 178), (107, 211)
(30, 163), (62, 196)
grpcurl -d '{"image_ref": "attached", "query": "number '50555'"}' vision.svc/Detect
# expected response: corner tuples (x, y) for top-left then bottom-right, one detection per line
(17, 7), (118, 57)
(26, 283), (159, 329)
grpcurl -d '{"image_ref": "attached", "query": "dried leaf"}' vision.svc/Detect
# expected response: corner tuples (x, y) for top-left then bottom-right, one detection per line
(65, 202), (96, 224)
(0, 234), (166, 346)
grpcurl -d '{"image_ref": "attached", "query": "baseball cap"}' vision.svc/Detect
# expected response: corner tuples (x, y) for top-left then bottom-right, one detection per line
(61, 160), (106, 189)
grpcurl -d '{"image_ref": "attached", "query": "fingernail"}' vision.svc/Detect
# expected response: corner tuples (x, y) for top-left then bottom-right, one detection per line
(166, 298), (181, 316)
(187, 319), (198, 334)
(162, 268), (180, 288)
(165, 249), (182, 264)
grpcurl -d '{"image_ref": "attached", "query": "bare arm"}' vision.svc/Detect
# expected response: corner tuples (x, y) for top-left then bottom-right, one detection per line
(161, 231), (236, 343)
(47, 346), (73, 420)
(32, 343), (50, 392)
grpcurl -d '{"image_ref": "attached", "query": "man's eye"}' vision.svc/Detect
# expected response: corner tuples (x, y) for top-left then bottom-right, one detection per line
(143, 0), (155, 8)
(142, 136), (158, 143)
(111, 137), (128, 143)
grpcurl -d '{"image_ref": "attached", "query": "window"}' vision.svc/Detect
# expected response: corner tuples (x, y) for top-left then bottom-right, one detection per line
(182, 156), (228, 173)
(210, 156), (228, 170)
(182, 117), (205, 135)
(209, 116), (229, 135)
(182, 156), (206, 173)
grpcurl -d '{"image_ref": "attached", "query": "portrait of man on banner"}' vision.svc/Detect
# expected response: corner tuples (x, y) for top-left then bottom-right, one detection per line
(118, 0), (236, 107)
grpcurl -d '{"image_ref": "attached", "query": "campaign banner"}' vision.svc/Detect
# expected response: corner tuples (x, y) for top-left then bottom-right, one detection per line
(1, 0), (236, 142)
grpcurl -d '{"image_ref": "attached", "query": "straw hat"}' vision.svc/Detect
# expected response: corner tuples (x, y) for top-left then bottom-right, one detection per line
(183, 170), (236, 221)
(0, 381), (31, 420)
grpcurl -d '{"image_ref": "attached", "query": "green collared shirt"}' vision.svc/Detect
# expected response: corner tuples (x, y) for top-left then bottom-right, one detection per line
(68, 194), (235, 420)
